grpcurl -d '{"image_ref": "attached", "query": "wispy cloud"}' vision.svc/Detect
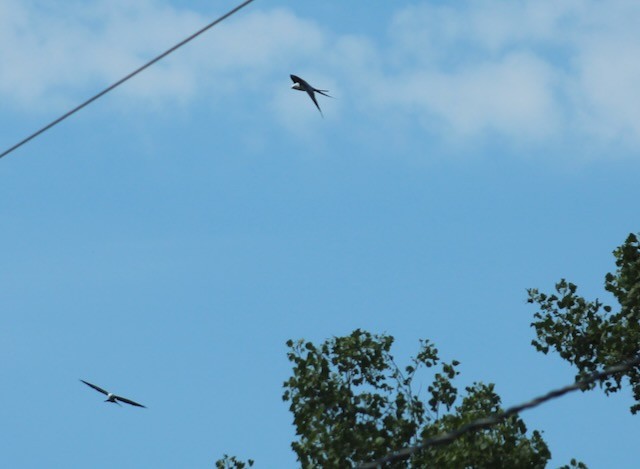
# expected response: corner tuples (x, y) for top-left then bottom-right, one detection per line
(374, 0), (640, 151)
(1, 0), (640, 154)
(0, 0), (210, 109)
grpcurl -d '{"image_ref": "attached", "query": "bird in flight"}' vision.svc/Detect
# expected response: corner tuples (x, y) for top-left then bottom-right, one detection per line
(290, 74), (332, 116)
(80, 379), (147, 408)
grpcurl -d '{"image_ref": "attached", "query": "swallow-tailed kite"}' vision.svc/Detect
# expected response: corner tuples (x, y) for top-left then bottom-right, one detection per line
(80, 379), (146, 408)
(290, 74), (332, 116)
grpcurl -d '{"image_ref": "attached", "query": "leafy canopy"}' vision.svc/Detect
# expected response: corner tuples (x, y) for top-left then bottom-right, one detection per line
(210, 231), (640, 468)
(529, 233), (640, 413)
(282, 329), (552, 468)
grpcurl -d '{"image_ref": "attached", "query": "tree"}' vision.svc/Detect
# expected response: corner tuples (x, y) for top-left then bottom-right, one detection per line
(212, 230), (640, 468)
(281, 329), (558, 468)
(529, 233), (640, 413)
(214, 455), (254, 469)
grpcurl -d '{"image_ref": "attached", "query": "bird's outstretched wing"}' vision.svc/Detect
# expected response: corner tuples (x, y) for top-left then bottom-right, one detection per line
(115, 395), (147, 408)
(80, 379), (109, 396)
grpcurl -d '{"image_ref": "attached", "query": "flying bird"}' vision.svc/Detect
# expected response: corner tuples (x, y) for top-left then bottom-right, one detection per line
(290, 74), (332, 116)
(80, 379), (146, 408)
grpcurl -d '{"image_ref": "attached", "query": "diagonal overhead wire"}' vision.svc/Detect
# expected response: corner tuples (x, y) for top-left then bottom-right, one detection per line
(0, 0), (257, 160)
(359, 354), (640, 468)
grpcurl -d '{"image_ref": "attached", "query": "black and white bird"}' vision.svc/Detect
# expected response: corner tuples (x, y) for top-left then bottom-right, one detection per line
(290, 74), (332, 116)
(80, 379), (146, 408)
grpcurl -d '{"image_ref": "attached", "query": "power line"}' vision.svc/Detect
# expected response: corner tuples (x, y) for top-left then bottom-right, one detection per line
(359, 355), (640, 468)
(0, 0), (257, 160)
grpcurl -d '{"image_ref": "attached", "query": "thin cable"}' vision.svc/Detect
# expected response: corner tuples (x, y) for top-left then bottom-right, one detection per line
(0, 0), (257, 160)
(359, 355), (640, 468)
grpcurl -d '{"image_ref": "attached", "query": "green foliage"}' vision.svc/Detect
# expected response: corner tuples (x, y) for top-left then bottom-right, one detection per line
(416, 383), (550, 468)
(282, 329), (553, 468)
(558, 459), (589, 469)
(215, 233), (640, 467)
(214, 455), (254, 469)
(529, 233), (640, 413)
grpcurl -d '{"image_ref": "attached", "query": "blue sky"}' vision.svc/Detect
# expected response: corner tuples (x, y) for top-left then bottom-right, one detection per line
(1, 0), (639, 467)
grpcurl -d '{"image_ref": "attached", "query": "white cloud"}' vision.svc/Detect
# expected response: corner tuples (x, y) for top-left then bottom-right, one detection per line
(376, 0), (640, 149)
(371, 53), (559, 139)
(0, 0), (205, 109)
(1, 0), (640, 154)
(571, 32), (640, 144)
